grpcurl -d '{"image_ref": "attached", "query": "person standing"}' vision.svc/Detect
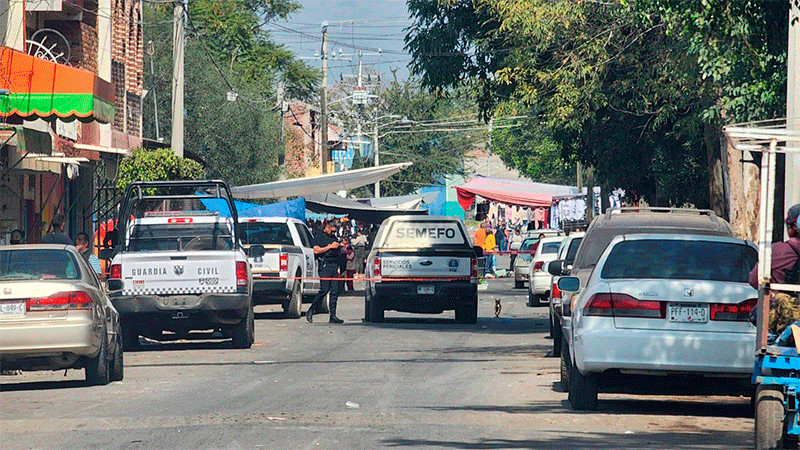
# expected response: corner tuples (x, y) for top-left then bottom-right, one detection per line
(307, 220), (344, 324)
(41, 214), (73, 244)
(509, 227), (523, 270)
(342, 237), (356, 292)
(75, 232), (102, 276)
(484, 226), (496, 275)
(352, 229), (368, 274)
(750, 203), (800, 289)
(474, 223), (487, 248)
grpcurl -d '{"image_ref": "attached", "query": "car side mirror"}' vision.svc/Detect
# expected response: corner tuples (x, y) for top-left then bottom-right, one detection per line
(557, 276), (580, 293)
(248, 245), (266, 258)
(547, 260), (566, 276)
(473, 246), (484, 257)
(107, 279), (123, 291)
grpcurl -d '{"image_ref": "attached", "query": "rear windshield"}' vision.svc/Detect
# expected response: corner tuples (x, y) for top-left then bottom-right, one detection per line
(127, 223), (233, 251)
(600, 239), (757, 282)
(382, 221), (468, 248)
(541, 242), (561, 254)
(0, 249), (81, 280)
(238, 222), (293, 246)
(565, 238), (583, 264)
(520, 238), (538, 251)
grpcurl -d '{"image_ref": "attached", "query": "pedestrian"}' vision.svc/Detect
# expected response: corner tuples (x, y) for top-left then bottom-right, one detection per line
(307, 220), (344, 324)
(342, 237), (356, 292)
(474, 223), (487, 248)
(748, 203), (800, 332)
(9, 229), (25, 244)
(495, 222), (508, 254)
(484, 226), (496, 275)
(509, 227), (523, 270)
(352, 229), (368, 274)
(41, 214), (73, 244)
(75, 232), (102, 276)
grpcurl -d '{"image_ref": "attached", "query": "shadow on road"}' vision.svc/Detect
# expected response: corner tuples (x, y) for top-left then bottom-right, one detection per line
(0, 379), (94, 392)
(355, 316), (548, 336)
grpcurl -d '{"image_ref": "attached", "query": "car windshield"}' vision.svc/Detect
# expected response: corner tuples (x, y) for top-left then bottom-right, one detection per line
(238, 222), (293, 246)
(127, 223), (233, 251)
(520, 238), (538, 251)
(600, 239), (757, 282)
(541, 242), (561, 254)
(0, 249), (81, 280)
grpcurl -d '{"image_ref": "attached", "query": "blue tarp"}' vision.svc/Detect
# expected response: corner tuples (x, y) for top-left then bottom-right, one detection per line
(199, 197), (305, 221)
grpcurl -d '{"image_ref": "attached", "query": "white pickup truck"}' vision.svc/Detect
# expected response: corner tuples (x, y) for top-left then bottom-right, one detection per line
(364, 215), (480, 324)
(107, 180), (254, 349)
(238, 217), (322, 318)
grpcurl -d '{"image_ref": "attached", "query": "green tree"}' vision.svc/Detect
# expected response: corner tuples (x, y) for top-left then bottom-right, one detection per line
(116, 148), (205, 191)
(141, 1), (318, 187)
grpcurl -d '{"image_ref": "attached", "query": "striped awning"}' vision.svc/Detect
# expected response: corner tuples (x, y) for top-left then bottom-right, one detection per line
(0, 46), (114, 123)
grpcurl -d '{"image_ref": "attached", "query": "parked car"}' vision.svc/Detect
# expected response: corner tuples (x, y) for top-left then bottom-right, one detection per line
(527, 236), (566, 306)
(0, 244), (123, 385)
(560, 233), (757, 410)
(549, 207), (736, 394)
(548, 231), (584, 356)
(364, 215), (479, 323)
(514, 229), (563, 289)
(238, 217), (322, 318)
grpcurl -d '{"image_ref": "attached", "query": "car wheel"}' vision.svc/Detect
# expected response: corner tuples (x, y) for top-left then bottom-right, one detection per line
(368, 294), (384, 322)
(560, 336), (570, 392)
(285, 280), (302, 319)
(568, 359), (598, 410)
(552, 320), (563, 357)
(514, 280), (523, 289)
(86, 332), (110, 386)
(232, 299), (255, 349)
(110, 325), (124, 382)
(455, 297), (478, 324)
(755, 384), (785, 450)
(528, 290), (541, 307)
(121, 319), (140, 351)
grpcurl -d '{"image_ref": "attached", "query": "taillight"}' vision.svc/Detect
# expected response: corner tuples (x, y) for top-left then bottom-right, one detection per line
(236, 261), (248, 287)
(710, 298), (757, 321)
(110, 264), (122, 279)
(533, 261), (544, 272)
(584, 293), (664, 318)
(470, 257), (478, 283)
(373, 257), (381, 278)
(28, 291), (93, 311)
(552, 281), (561, 299)
(279, 253), (289, 273)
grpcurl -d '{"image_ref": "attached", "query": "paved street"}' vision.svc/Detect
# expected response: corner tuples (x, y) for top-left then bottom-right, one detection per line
(1, 277), (752, 449)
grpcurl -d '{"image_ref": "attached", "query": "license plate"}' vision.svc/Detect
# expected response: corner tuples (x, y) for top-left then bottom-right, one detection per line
(417, 285), (435, 295)
(668, 303), (708, 323)
(0, 301), (26, 316)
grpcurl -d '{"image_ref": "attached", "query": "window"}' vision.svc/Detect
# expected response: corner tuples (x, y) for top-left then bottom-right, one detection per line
(128, 223), (233, 252)
(294, 223), (313, 247)
(565, 238), (583, 265)
(541, 242), (561, 254)
(238, 222), (294, 246)
(0, 249), (81, 280)
(601, 239), (757, 282)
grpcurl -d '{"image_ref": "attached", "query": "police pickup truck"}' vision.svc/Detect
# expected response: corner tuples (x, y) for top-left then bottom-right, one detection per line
(364, 215), (479, 323)
(238, 217), (322, 319)
(107, 180), (253, 349)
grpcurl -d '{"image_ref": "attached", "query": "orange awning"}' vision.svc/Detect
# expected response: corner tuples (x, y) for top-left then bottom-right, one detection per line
(0, 46), (114, 123)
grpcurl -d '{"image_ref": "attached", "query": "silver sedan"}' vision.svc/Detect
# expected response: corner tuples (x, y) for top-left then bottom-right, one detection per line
(0, 244), (123, 385)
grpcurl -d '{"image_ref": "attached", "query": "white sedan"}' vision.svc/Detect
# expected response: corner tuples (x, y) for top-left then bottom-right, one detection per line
(527, 236), (565, 306)
(561, 233), (757, 410)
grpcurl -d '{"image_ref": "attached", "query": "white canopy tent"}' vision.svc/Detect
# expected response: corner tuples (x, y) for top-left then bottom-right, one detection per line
(230, 162), (412, 200)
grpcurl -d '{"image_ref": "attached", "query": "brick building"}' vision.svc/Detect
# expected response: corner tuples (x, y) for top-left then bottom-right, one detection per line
(0, 0), (142, 245)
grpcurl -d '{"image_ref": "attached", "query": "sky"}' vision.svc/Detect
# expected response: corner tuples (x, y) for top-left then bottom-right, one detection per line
(267, 0), (415, 83)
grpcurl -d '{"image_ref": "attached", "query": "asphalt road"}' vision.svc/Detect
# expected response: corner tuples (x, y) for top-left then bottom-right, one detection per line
(1, 277), (753, 449)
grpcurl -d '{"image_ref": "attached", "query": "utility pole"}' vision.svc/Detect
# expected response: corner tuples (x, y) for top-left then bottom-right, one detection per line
(320, 23), (329, 174)
(373, 115), (380, 198)
(171, 0), (185, 157)
(147, 41), (161, 142)
(786, 1), (800, 237)
(487, 117), (493, 177)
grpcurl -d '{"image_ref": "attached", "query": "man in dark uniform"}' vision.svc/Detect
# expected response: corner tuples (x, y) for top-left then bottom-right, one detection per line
(41, 214), (73, 245)
(307, 220), (344, 324)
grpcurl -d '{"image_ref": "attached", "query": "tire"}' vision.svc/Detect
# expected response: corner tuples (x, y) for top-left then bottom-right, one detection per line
(109, 326), (124, 382)
(121, 319), (139, 351)
(86, 332), (110, 386)
(528, 290), (541, 307)
(285, 280), (302, 319)
(755, 384), (785, 450)
(455, 298), (478, 324)
(568, 359), (598, 410)
(514, 280), (523, 289)
(232, 299), (255, 349)
(552, 320), (563, 357)
(560, 336), (570, 392)
(368, 295), (384, 322)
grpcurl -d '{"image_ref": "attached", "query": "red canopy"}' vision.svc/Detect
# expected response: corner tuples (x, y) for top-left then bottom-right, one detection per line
(456, 176), (581, 210)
